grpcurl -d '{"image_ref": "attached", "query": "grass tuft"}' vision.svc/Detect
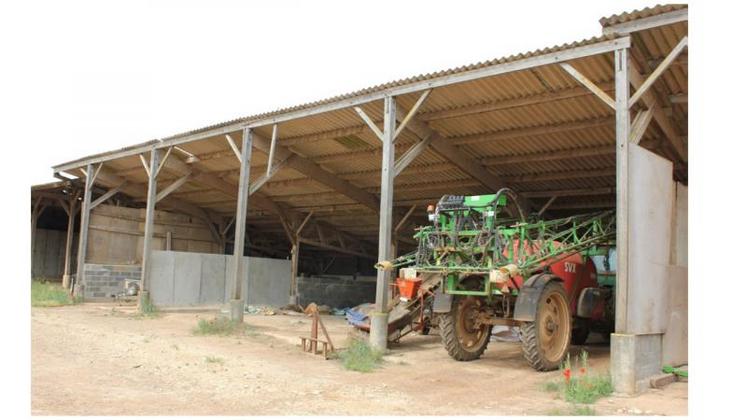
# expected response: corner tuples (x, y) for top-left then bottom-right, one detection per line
(569, 405), (597, 416)
(548, 405), (597, 416)
(205, 356), (225, 364)
(337, 337), (383, 372)
(544, 350), (612, 405)
(137, 297), (160, 318)
(542, 381), (562, 393)
(31, 280), (74, 307)
(564, 373), (613, 404)
(192, 317), (250, 336)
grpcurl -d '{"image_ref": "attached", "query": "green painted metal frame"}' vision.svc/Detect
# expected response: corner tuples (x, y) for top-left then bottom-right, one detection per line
(381, 193), (616, 297)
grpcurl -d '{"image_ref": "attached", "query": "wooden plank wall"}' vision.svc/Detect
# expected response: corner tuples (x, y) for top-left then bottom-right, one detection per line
(32, 229), (76, 280)
(87, 204), (221, 264)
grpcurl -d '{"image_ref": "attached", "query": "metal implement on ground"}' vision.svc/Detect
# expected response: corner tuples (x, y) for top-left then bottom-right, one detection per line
(300, 305), (335, 359)
(365, 188), (616, 371)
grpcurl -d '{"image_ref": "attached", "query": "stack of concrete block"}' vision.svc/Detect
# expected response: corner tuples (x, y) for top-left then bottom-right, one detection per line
(83, 264), (141, 299)
(297, 275), (376, 309)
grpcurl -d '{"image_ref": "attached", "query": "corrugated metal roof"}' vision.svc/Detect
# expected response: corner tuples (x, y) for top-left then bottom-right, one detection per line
(599, 4), (687, 27)
(44, 5), (688, 252)
(155, 34), (625, 144)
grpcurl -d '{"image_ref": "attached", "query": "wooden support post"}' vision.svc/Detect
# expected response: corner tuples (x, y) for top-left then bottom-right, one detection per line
(90, 182), (127, 209)
(537, 196), (557, 216)
(629, 106), (655, 146)
(154, 147), (173, 178)
(629, 36), (688, 108)
(225, 134), (242, 162)
(61, 191), (80, 289)
(156, 173), (191, 202)
(394, 133), (433, 177)
(353, 107), (384, 141)
(290, 241), (300, 304)
(614, 48), (631, 332)
(370, 96), (396, 351)
(74, 164), (95, 297)
(30, 197), (46, 276)
(139, 149), (161, 311)
(267, 124), (278, 177)
(559, 63), (615, 109)
(392, 204), (418, 257)
(393, 89), (431, 141)
(228, 128), (254, 322)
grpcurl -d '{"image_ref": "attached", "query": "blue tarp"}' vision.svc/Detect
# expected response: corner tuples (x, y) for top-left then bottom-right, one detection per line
(345, 308), (369, 327)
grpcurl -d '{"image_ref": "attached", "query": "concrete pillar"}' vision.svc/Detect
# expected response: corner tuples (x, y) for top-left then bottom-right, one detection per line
(74, 164), (95, 298)
(227, 127), (254, 322)
(370, 96), (396, 351)
(139, 149), (160, 312)
(61, 194), (78, 290)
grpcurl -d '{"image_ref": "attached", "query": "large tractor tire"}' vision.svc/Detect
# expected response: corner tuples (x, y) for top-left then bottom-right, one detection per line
(571, 319), (591, 345)
(439, 295), (491, 361)
(520, 282), (572, 371)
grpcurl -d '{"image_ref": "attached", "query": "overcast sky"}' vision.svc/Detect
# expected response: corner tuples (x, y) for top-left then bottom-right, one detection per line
(6, 0), (660, 185)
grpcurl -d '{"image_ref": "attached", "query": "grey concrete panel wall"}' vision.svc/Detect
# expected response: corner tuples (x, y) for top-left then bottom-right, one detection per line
(172, 252), (203, 305)
(298, 275), (376, 309)
(245, 257), (291, 307)
(150, 251), (175, 305)
(200, 254), (227, 304)
(671, 184), (688, 267)
(662, 265), (687, 366)
(626, 144), (674, 334)
(83, 263), (141, 299)
(662, 183), (688, 366)
(149, 251), (290, 307)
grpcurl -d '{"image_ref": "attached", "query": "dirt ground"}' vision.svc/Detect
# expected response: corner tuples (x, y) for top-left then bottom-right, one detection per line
(31, 303), (687, 416)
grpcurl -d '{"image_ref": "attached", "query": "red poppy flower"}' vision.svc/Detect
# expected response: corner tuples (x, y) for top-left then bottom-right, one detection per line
(563, 368), (571, 384)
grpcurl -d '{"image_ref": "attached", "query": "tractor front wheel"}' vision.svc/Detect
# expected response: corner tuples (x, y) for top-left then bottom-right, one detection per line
(439, 296), (491, 361)
(520, 282), (571, 371)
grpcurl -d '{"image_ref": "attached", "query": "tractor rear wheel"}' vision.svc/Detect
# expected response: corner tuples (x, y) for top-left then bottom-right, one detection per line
(520, 282), (571, 371)
(439, 296), (491, 361)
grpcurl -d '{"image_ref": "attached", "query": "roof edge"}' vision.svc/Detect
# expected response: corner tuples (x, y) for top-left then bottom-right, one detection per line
(52, 33), (631, 173)
(600, 4), (688, 35)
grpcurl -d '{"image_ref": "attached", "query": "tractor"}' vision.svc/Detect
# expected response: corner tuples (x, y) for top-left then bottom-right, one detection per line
(375, 188), (616, 371)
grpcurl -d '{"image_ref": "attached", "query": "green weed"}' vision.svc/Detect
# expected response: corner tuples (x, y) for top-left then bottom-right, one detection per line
(544, 350), (612, 408)
(337, 337), (383, 372)
(137, 296), (159, 318)
(205, 356), (225, 364)
(549, 405), (598, 416)
(570, 405), (597, 416)
(192, 317), (250, 336)
(31, 280), (74, 307)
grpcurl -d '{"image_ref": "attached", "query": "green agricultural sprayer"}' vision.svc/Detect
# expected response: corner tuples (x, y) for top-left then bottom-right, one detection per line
(358, 188), (616, 371)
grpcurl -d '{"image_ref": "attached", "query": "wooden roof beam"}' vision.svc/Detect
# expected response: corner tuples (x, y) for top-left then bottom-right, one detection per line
(155, 148), (381, 253)
(391, 104), (532, 214)
(628, 65), (687, 162)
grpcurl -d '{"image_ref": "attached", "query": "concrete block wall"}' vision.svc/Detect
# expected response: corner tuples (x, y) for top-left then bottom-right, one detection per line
(83, 263), (141, 299)
(297, 275), (376, 309)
